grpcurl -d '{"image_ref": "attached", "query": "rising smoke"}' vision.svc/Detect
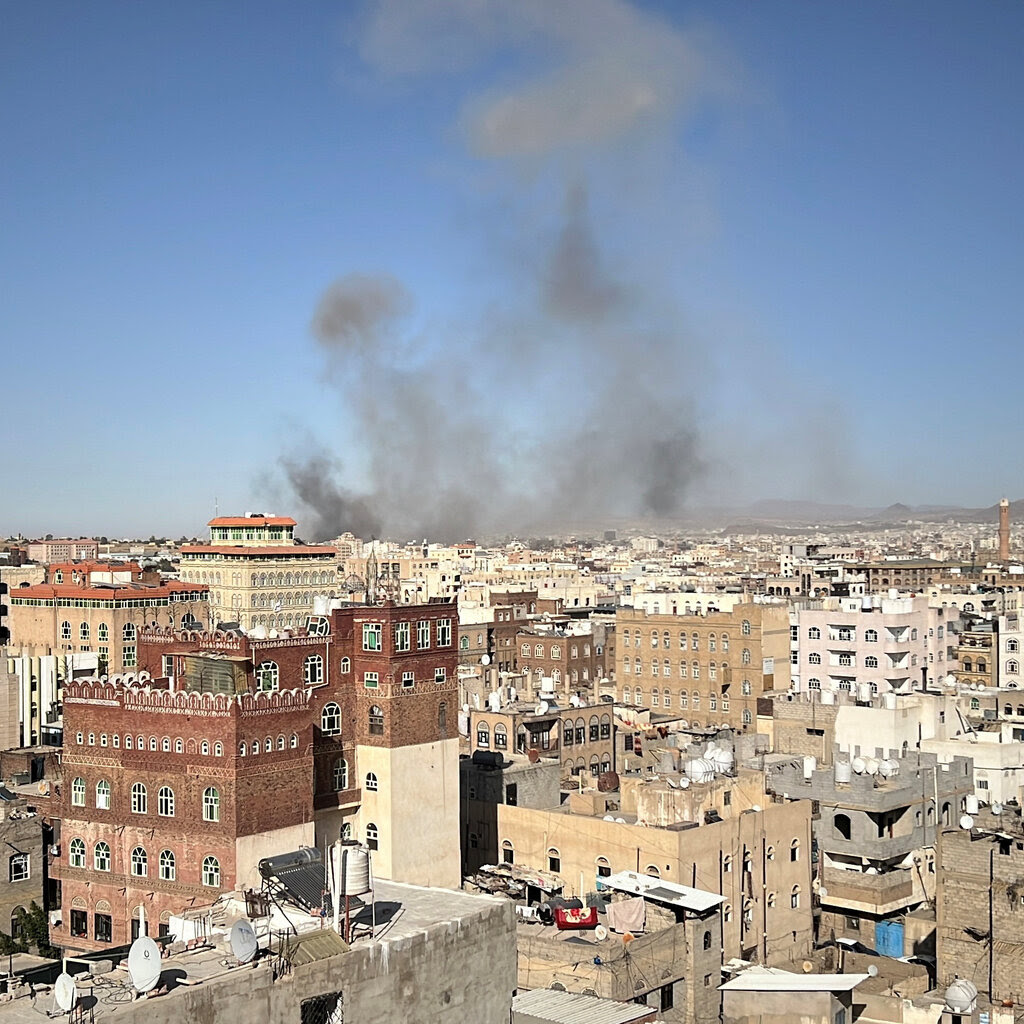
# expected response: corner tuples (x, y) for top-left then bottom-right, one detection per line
(280, 0), (720, 541)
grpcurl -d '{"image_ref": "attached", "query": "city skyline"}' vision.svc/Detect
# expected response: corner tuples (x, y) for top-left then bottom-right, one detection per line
(3, 1), (1023, 537)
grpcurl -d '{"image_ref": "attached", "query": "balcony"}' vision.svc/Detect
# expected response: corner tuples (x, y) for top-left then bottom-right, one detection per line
(314, 786), (362, 811)
(820, 864), (915, 913)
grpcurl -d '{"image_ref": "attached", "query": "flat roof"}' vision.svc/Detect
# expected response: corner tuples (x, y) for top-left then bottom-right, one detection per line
(719, 967), (869, 993)
(208, 517), (296, 527)
(513, 987), (655, 1023)
(601, 870), (723, 913)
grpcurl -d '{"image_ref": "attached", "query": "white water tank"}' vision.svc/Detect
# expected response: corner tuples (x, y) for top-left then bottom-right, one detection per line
(863, 757), (880, 775)
(802, 755), (817, 780)
(965, 794), (980, 815)
(851, 757), (867, 775)
(821, 690), (836, 705)
(487, 691), (502, 713)
(711, 749), (735, 774)
(685, 758), (716, 784)
(313, 596), (329, 616)
(883, 691), (897, 710)
(857, 683), (873, 703)
(877, 759), (897, 778)
(944, 979), (978, 1013)
(834, 760), (852, 783)
(336, 844), (372, 895)
(457, 712), (469, 736)
(540, 676), (555, 693)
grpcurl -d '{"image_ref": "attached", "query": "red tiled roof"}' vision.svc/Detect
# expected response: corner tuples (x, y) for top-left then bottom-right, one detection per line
(207, 516), (297, 527)
(48, 561), (142, 574)
(181, 545), (336, 556)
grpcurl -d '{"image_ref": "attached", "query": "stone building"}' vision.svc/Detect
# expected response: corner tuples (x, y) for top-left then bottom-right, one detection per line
(936, 810), (1024, 1004)
(616, 602), (791, 733)
(0, 791), (51, 946)
(177, 515), (338, 630)
(25, 539), (98, 563)
(52, 598), (461, 953)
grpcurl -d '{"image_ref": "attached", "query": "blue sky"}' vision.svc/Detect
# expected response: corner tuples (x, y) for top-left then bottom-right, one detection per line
(2, 1), (1022, 538)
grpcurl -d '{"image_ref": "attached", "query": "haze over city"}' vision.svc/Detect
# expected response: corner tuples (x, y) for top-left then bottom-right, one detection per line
(4, 0), (1023, 540)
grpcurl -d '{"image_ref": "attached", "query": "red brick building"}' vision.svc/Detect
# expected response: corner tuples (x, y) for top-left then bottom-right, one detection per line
(52, 599), (461, 952)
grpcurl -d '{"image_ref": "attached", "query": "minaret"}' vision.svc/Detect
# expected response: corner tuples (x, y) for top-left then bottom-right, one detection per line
(999, 498), (1011, 563)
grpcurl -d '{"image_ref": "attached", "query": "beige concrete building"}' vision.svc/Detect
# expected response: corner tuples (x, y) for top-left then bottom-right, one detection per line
(465, 775), (814, 965)
(5, 581), (209, 675)
(178, 516), (339, 629)
(616, 602), (791, 732)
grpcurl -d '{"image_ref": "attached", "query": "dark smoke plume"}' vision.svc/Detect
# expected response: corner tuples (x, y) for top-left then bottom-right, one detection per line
(282, 182), (703, 541)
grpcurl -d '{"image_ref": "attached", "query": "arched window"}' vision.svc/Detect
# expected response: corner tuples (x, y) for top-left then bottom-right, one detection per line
(304, 655), (323, 685)
(834, 813), (852, 840)
(203, 787), (220, 821)
(1009, 660), (1021, 675)
(741, 648), (751, 665)
(365, 772), (378, 792)
(340, 657), (351, 674)
(692, 661), (700, 680)
(333, 760), (349, 791)
(131, 847), (148, 877)
(366, 823), (379, 850)
(239, 741), (248, 757)
(98, 622), (109, 642)
(692, 690), (701, 708)
(741, 619), (751, 636)
(124, 735), (132, 749)
(215, 741), (223, 756)
(535, 644), (544, 658)
(1008, 639), (1020, 654)
(808, 627), (821, 640)
(790, 839), (800, 862)
(865, 629), (878, 643)
(79, 621), (90, 640)
(131, 783), (147, 814)
(742, 709), (752, 724)
(970, 696), (980, 710)
(548, 847), (561, 873)
(174, 738), (184, 754)
(369, 705), (384, 735)
(198, 739), (208, 755)
(158, 785), (175, 816)
(341, 822), (354, 841)
(290, 733), (298, 749)
(149, 736), (157, 751)
(159, 850), (176, 881)
(94, 842), (111, 871)
(122, 622), (136, 642)
(256, 661), (279, 691)
(264, 737), (273, 753)
(809, 653), (821, 665)
(321, 702), (341, 735)
(477, 723), (490, 748)
(679, 690), (688, 708)
(71, 777), (85, 806)
(703, 929), (712, 950)
(161, 737), (170, 752)
(96, 779), (111, 810)
(202, 856), (220, 887)
(69, 838), (86, 868)
(865, 655), (879, 668)
(790, 885), (801, 908)
(60, 620), (71, 640)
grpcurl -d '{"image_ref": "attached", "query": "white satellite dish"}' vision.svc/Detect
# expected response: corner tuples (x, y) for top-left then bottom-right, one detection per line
(959, 815), (975, 830)
(480, 654), (491, 666)
(594, 925), (608, 941)
(536, 701), (549, 715)
(867, 965), (879, 977)
(993, 802), (1004, 815)
(127, 936), (162, 993)
(818, 887), (828, 898)
(230, 919), (258, 964)
(54, 973), (77, 1011)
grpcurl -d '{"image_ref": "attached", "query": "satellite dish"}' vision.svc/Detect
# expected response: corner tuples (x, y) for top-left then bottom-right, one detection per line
(818, 887), (828, 898)
(480, 654), (491, 666)
(993, 802), (1004, 815)
(801, 961), (814, 973)
(230, 919), (258, 964)
(594, 925), (608, 941)
(867, 965), (879, 977)
(127, 936), (162, 993)
(54, 973), (77, 1011)
(666, 778), (677, 788)
(536, 701), (549, 715)
(960, 814), (975, 830)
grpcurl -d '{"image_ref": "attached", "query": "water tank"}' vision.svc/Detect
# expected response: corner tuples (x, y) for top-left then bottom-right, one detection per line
(313, 596), (329, 616)
(863, 757), (880, 775)
(965, 794), (980, 815)
(329, 598), (344, 611)
(888, 588), (899, 601)
(457, 712), (469, 736)
(861, 596), (873, 611)
(259, 846), (321, 881)
(249, 624), (268, 640)
(821, 690), (836, 705)
(337, 844), (371, 895)
(487, 691), (502, 713)
(944, 979), (978, 1013)
(857, 683), (873, 703)
(834, 760), (852, 783)
(883, 691), (897, 710)
(711, 748), (735, 774)
(802, 755), (817, 780)
(540, 676), (555, 693)
(851, 757), (867, 775)
(877, 759), (898, 778)
(685, 758), (716, 783)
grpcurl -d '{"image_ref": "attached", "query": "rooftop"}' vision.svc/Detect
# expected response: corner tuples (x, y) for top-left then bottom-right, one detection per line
(512, 987), (657, 1023)
(600, 871), (723, 914)
(719, 967), (870, 993)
